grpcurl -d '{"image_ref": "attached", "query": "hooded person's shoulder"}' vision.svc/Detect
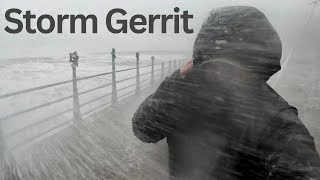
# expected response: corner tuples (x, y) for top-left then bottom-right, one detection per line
(261, 83), (299, 119)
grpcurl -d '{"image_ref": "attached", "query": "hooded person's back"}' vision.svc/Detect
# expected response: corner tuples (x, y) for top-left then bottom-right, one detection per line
(132, 6), (320, 180)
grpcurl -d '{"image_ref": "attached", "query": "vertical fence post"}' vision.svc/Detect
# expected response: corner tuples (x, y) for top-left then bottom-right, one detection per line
(169, 61), (172, 74)
(69, 51), (82, 125)
(161, 62), (165, 80)
(174, 60), (177, 70)
(136, 52), (140, 95)
(151, 56), (155, 85)
(111, 48), (118, 105)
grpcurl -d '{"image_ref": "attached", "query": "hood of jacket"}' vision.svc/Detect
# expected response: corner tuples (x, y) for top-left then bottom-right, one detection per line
(193, 6), (282, 81)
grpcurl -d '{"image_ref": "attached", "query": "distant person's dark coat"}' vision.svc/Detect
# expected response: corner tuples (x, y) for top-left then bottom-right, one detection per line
(132, 6), (320, 180)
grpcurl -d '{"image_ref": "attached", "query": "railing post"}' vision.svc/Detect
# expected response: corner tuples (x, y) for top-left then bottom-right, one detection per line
(136, 52), (140, 95)
(161, 62), (165, 80)
(169, 61), (172, 74)
(174, 60), (177, 70)
(69, 51), (82, 125)
(151, 56), (155, 85)
(111, 48), (118, 105)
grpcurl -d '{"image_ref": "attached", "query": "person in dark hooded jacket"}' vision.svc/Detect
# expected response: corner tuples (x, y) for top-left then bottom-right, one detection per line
(132, 6), (320, 180)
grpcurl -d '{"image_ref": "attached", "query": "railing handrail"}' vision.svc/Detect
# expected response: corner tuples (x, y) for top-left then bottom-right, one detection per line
(0, 64), (155, 100)
(0, 68), (168, 122)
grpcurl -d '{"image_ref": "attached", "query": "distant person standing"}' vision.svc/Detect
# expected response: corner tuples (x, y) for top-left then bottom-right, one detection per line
(132, 6), (320, 180)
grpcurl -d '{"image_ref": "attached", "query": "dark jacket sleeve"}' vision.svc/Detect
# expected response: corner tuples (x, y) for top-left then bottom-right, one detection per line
(132, 70), (187, 143)
(266, 107), (320, 179)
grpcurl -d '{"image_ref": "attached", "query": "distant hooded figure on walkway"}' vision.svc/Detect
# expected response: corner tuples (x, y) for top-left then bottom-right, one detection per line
(132, 6), (320, 180)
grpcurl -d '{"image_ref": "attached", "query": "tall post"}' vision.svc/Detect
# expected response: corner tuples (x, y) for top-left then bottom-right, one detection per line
(161, 62), (165, 80)
(69, 51), (82, 125)
(169, 61), (172, 74)
(151, 56), (155, 85)
(136, 52), (140, 95)
(111, 48), (118, 105)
